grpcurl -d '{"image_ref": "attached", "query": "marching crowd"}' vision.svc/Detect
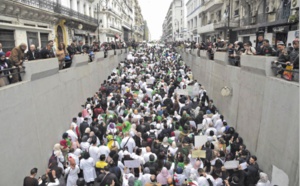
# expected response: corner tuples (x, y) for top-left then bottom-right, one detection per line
(24, 44), (273, 186)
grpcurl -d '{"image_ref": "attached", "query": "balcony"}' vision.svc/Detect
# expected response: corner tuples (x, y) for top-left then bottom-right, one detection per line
(204, 0), (223, 12)
(198, 23), (214, 34)
(214, 20), (239, 29)
(122, 21), (131, 30)
(110, 25), (122, 32)
(16, 0), (97, 25)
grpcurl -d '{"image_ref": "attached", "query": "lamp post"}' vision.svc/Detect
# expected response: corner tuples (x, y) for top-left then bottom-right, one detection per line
(174, 19), (179, 41)
(97, 0), (108, 43)
(224, 0), (231, 42)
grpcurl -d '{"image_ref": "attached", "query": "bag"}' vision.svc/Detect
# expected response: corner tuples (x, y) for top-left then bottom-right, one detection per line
(283, 65), (293, 81)
(65, 55), (71, 61)
(149, 131), (156, 140)
(160, 144), (169, 155)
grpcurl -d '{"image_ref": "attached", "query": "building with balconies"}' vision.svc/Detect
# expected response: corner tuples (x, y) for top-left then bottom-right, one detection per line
(120, 0), (133, 42)
(133, 0), (144, 42)
(234, 0), (298, 48)
(162, 0), (185, 42)
(0, 0), (98, 52)
(95, 0), (124, 43)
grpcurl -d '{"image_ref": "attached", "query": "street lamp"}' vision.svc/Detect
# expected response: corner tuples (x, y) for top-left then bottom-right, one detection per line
(97, 0), (108, 43)
(224, 0), (231, 42)
(174, 19), (179, 41)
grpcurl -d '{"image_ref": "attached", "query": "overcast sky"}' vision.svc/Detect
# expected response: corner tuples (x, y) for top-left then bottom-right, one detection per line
(139, 0), (173, 41)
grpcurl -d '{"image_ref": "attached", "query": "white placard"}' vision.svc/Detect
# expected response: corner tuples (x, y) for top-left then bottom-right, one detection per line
(271, 165), (289, 186)
(176, 89), (189, 96)
(197, 124), (204, 130)
(240, 162), (247, 170)
(146, 79), (154, 85)
(224, 160), (239, 169)
(194, 135), (207, 148)
(124, 160), (140, 168)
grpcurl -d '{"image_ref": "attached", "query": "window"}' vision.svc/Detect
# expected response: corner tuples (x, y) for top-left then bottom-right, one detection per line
(27, 32), (38, 48)
(40, 33), (49, 48)
(0, 29), (14, 52)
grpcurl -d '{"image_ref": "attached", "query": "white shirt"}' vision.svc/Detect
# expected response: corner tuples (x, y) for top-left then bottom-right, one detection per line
(143, 152), (157, 163)
(98, 145), (110, 158)
(121, 137), (136, 153)
(214, 119), (223, 134)
(66, 129), (78, 143)
(80, 157), (96, 182)
(205, 127), (217, 136)
(197, 175), (215, 186)
(89, 145), (100, 164)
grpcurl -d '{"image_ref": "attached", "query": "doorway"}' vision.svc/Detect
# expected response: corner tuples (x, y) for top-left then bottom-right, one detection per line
(57, 25), (64, 44)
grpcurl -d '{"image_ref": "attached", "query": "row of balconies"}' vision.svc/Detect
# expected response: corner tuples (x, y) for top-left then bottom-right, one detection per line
(8, 0), (98, 25)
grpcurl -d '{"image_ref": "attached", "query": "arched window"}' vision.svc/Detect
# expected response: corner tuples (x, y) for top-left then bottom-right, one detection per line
(57, 25), (64, 44)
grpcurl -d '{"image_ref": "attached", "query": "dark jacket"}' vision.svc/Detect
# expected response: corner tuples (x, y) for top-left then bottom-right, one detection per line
(290, 48), (299, 69)
(26, 50), (40, 60)
(67, 45), (77, 56)
(40, 47), (55, 59)
(277, 49), (290, 63)
(256, 41), (263, 55)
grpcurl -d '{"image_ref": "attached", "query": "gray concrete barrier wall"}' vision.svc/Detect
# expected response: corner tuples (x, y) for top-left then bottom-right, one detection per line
(0, 50), (126, 186)
(179, 49), (299, 186)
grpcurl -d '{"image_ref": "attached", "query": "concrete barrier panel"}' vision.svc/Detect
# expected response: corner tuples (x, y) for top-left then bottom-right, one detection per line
(178, 49), (299, 185)
(0, 50), (126, 186)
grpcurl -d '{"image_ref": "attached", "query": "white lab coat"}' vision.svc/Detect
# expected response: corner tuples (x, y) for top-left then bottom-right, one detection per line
(80, 157), (96, 183)
(65, 165), (80, 186)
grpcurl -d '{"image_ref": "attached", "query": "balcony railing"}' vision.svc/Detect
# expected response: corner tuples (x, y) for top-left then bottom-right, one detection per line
(214, 20), (239, 29)
(18, 0), (97, 24)
(204, 0), (223, 11)
(110, 25), (122, 32)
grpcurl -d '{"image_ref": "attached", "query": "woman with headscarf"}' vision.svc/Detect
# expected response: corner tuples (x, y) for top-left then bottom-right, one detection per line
(52, 143), (65, 170)
(0, 52), (10, 86)
(64, 156), (80, 186)
(157, 167), (171, 186)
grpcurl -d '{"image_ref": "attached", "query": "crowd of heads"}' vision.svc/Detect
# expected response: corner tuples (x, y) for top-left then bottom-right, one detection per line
(24, 44), (273, 186)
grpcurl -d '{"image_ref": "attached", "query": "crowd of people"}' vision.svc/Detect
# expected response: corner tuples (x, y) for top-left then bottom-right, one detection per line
(23, 44), (273, 186)
(0, 39), (140, 87)
(173, 36), (299, 81)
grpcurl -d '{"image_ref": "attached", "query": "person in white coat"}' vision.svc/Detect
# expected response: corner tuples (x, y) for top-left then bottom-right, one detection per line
(64, 157), (80, 186)
(120, 132), (136, 153)
(80, 152), (96, 186)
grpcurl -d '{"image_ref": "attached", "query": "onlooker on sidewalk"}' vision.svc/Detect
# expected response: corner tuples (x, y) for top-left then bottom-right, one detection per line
(0, 52), (11, 87)
(261, 39), (274, 56)
(242, 41), (256, 55)
(26, 44), (40, 61)
(256, 35), (264, 55)
(40, 41), (56, 59)
(9, 43), (26, 83)
(56, 42), (68, 70)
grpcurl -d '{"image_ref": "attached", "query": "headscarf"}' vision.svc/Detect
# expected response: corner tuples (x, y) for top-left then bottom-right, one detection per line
(157, 167), (171, 185)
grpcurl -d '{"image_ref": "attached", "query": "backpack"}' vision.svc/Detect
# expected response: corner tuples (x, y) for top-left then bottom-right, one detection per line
(149, 131), (156, 140)
(160, 144), (169, 155)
